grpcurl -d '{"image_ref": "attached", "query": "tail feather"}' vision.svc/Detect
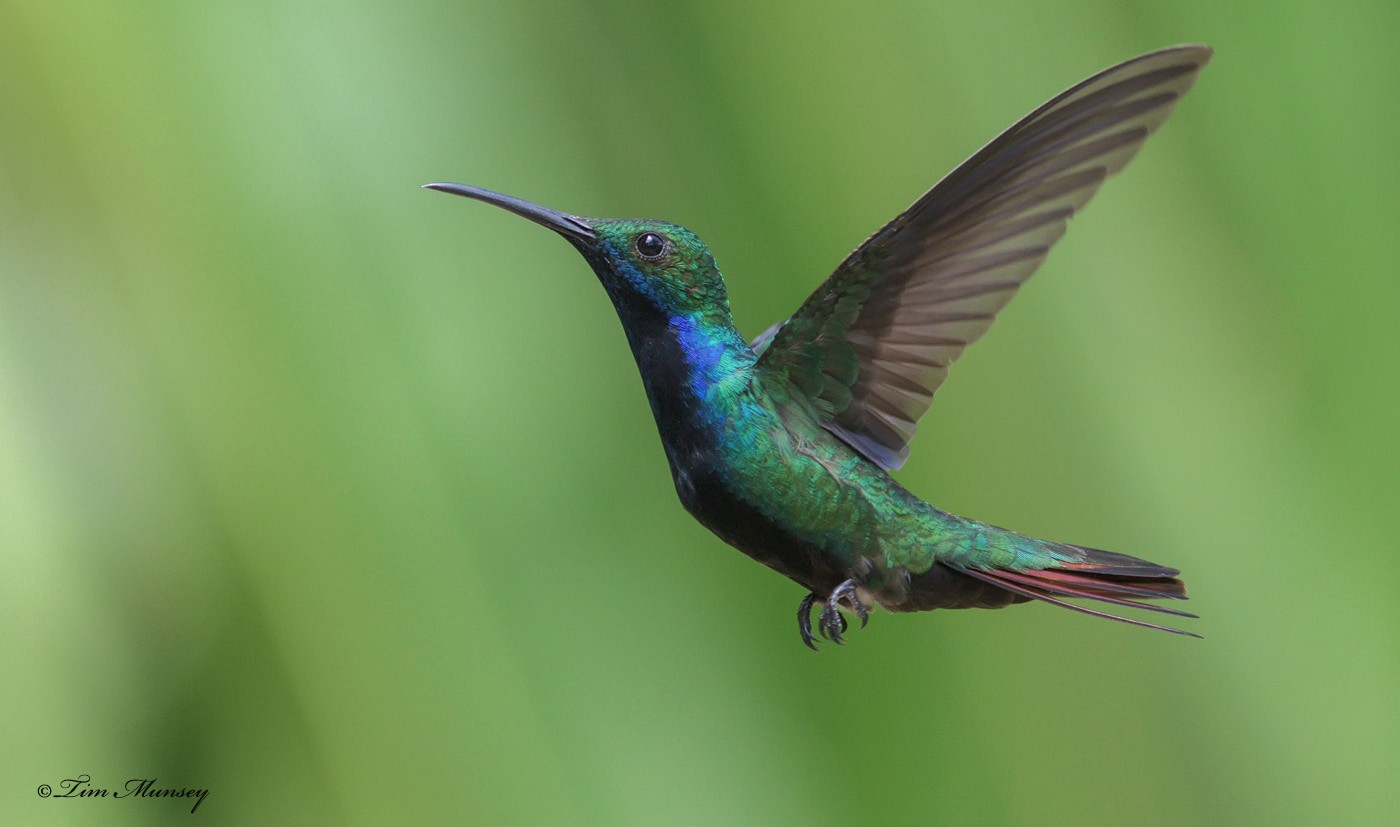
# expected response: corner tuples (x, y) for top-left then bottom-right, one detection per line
(947, 542), (1199, 637)
(955, 565), (1201, 638)
(1053, 546), (1182, 578)
(987, 569), (1198, 620)
(1023, 567), (1187, 600)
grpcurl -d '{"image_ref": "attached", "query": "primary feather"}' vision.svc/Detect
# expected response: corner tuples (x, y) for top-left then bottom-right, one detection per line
(756, 45), (1212, 470)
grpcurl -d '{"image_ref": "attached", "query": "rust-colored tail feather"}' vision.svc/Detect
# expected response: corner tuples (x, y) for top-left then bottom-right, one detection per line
(951, 546), (1200, 637)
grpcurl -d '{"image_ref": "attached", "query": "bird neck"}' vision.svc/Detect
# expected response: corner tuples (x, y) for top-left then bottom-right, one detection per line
(622, 301), (756, 414)
(608, 290), (759, 472)
(669, 311), (757, 407)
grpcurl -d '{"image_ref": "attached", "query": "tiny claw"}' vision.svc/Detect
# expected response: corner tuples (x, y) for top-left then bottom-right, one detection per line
(819, 603), (847, 645)
(821, 578), (869, 644)
(797, 594), (820, 651)
(797, 581), (872, 649)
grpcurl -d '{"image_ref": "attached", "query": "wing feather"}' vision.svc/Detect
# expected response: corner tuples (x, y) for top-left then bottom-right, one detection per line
(754, 46), (1211, 470)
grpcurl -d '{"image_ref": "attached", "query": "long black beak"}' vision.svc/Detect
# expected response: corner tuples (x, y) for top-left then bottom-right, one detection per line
(423, 183), (595, 242)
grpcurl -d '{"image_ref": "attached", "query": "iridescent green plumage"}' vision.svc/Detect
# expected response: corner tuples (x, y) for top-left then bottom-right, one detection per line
(427, 45), (1211, 648)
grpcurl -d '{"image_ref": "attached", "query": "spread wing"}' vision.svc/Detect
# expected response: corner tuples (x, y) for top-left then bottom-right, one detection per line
(754, 45), (1211, 470)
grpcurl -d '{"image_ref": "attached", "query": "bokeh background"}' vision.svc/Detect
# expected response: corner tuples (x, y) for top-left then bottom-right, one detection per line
(3, 1), (1397, 824)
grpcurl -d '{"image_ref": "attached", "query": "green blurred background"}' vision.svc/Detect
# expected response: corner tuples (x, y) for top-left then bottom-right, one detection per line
(3, 1), (1396, 824)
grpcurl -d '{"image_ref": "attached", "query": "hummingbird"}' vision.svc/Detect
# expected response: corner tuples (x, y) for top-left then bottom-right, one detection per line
(427, 45), (1210, 649)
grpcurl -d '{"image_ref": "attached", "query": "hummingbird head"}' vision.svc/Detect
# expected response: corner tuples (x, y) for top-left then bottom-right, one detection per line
(424, 183), (731, 322)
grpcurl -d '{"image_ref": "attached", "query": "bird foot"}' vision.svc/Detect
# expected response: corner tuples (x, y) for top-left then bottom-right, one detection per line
(797, 579), (869, 650)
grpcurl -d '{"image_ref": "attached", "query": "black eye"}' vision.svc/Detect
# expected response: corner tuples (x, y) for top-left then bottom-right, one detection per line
(635, 232), (667, 260)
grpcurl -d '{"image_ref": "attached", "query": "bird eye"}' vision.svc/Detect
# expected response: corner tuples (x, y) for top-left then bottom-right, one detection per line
(635, 232), (667, 260)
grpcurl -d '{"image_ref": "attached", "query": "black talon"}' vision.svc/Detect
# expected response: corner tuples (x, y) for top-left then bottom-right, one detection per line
(799, 580), (872, 649)
(819, 600), (848, 645)
(817, 608), (844, 642)
(797, 594), (820, 651)
(826, 610), (845, 645)
(821, 579), (869, 645)
(853, 599), (869, 629)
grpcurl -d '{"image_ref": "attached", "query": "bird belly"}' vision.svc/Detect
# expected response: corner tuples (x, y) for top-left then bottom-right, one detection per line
(651, 370), (897, 598)
(672, 459), (852, 596)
